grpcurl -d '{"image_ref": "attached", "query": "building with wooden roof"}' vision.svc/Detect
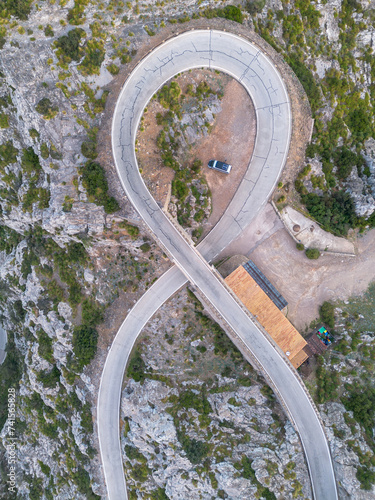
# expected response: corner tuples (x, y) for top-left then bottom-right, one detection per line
(224, 261), (309, 369)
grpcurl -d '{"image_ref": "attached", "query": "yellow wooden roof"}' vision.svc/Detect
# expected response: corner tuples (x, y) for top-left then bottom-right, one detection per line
(225, 266), (307, 366)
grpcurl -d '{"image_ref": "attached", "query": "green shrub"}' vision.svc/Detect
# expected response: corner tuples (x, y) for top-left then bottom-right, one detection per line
(342, 385), (375, 437)
(0, 225), (22, 253)
(40, 143), (49, 159)
(139, 242), (151, 252)
(305, 248), (320, 259)
(38, 460), (51, 476)
(29, 128), (40, 139)
(333, 147), (361, 180)
(172, 178), (189, 201)
(21, 147), (41, 175)
(44, 24), (54, 37)
(0, 113), (9, 128)
(119, 220), (139, 238)
(37, 365), (61, 388)
(81, 161), (120, 213)
(287, 53), (321, 113)
(301, 191), (356, 236)
(127, 349), (147, 383)
(320, 301), (335, 328)
(157, 81), (182, 112)
(49, 144), (62, 160)
(107, 63), (120, 75)
(245, 0), (266, 15)
(55, 27), (85, 63)
(82, 299), (104, 327)
(72, 325), (98, 370)
(78, 39), (105, 76)
(179, 389), (212, 415)
(356, 466), (375, 490)
(179, 434), (210, 464)
(68, 280), (82, 306)
(203, 5), (243, 23)
(37, 329), (54, 363)
(67, 241), (88, 264)
(0, 0), (32, 20)
(0, 141), (18, 168)
(296, 242), (304, 251)
(35, 98), (58, 120)
(0, 333), (22, 430)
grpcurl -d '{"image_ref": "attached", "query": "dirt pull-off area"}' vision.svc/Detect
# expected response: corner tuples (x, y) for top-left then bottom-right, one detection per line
(195, 78), (256, 234)
(136, 69), (256, 234)
(220, 203), (375, 332)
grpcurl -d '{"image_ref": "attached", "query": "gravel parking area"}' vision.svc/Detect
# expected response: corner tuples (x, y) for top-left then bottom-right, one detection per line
(219, 204), (375, 332)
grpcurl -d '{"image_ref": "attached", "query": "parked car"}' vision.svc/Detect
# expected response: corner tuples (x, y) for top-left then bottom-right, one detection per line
(207, 159), (232, 174)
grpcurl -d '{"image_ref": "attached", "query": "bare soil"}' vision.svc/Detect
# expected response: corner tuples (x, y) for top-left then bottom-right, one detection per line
(136, 69), (256, 231)
(195, 79), (256, 235)
(220, 203), (375, 333)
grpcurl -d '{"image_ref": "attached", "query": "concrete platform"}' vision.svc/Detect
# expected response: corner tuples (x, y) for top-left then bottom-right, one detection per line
(280, 206), (355, 255)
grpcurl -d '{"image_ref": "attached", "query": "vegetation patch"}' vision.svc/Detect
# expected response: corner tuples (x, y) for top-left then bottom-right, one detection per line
(35, 98), (59, 120)
(71, 325), (98, 371)
(81, 161), (119, 213)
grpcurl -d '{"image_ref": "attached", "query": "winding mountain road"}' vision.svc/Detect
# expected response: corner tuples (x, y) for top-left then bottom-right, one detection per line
(98, 30), (338, 500)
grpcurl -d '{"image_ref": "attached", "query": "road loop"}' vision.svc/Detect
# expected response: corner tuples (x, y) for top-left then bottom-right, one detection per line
(98, 29), (338, 500)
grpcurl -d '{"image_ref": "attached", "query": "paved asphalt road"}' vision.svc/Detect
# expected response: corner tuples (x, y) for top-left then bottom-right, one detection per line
(98, 30), (338, 500)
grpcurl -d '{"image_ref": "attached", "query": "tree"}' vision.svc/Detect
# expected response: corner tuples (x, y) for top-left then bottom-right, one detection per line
(55, 28), (85, 63)
(72, 325), (98, 369)
(305, 248), (320, 259)
(320, 301), (335, 328)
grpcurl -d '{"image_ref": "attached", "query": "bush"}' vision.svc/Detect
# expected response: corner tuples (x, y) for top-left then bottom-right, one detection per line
(320, 301), (335, 328)
(287, 53), (321, 113)
(172, 178), (189, 201)
(0, 0), (32, 20)
(81, 140), (98, 159)
(78, 39), (105, 76)
(0, 225), (22, 253)
(296, 243), (304, 251)
(55, 27), (85, 63)
(305, 248), (320, 259)
(81, 161), (120, 213)
(82, 299), (104, 327)
(333, 147), (361, 180)
(219, 5), (243, 23)
(0, 113), (9, 128)
(301, 191), (357, 236)
(179, 389), (212, 415)
(40, 143), (49, 159)
(0, 333), (22, 430)
(44, 24), (54, 37)
(342, 385), (375, 437)
(21, 147), (41, 176)
(67, 242), (88, 264)
(127, 349), (147, 383)
(37, 365), (61, 388)
(139, 243), (151, 252)
(0, 141), (18, 168)
(107, 63), (119, 75)
(203, 5), (244, 23)
(35, 98), (58, 120)
(103, 196), (120, 214)
(72, 325), (98, 370)
(356, 466), (375, 490)
(119, 220), (139, 238)
(245, 0), (266, 15)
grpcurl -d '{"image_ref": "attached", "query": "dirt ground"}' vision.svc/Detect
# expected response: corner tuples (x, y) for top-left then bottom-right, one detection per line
(220, 203), (375, 333)
(136, 69), (256, 230)
(193, 78), (256, 234)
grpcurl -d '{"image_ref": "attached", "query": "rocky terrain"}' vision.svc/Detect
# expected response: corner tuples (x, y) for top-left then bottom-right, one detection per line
(121, 289), (312, 500)
(0, 0), (374, 499)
